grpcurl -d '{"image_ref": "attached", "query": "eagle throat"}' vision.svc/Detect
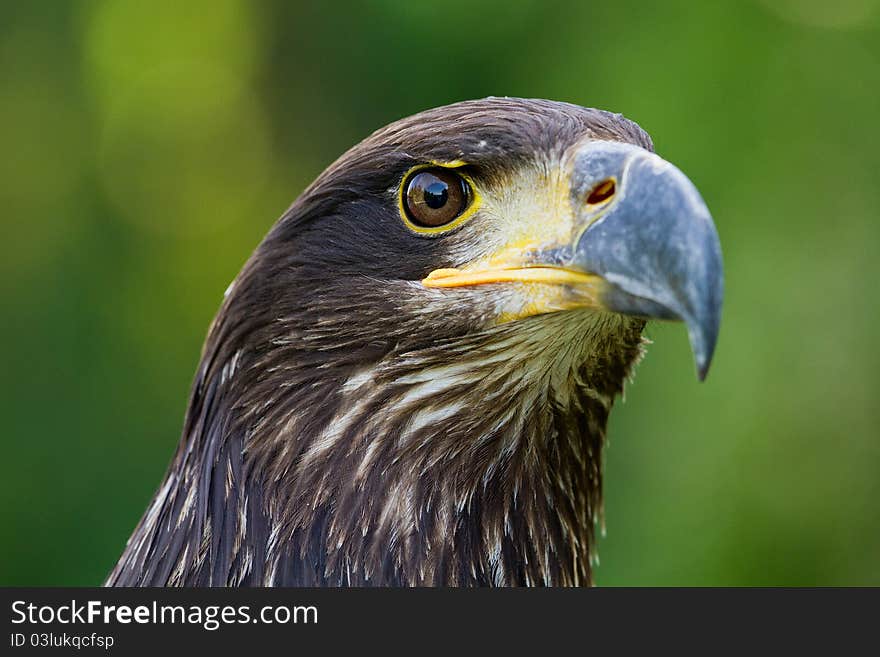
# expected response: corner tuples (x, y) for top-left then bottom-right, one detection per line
(108, 305), (645, 587)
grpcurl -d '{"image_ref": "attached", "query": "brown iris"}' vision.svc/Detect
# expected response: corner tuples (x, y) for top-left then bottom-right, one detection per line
(404, 168), (470, 228)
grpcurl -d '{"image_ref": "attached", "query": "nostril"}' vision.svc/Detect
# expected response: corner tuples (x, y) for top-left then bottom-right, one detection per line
(586, 179), (616, 205)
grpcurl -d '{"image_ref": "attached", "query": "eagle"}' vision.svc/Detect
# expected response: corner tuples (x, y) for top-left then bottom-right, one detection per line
(107, 98), (723, 587)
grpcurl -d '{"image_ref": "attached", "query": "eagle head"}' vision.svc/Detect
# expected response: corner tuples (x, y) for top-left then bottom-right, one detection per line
(109, 98), (723, 587)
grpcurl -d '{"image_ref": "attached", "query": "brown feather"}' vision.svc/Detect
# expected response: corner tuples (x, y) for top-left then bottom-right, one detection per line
(107, 98), (651, 587)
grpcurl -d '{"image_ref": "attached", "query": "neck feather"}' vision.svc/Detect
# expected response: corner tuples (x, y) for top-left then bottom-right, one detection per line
(108, 310), (644, 586)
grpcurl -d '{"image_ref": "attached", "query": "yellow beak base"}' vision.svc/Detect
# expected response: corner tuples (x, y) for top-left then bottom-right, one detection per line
(422, 267), (601, 289)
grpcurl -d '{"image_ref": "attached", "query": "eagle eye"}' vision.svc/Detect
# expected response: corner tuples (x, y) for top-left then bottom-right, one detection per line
(403, 168), (471, 229)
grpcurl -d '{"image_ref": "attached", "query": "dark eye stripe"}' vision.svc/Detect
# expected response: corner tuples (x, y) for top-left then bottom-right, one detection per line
(404, 169), (470, 228)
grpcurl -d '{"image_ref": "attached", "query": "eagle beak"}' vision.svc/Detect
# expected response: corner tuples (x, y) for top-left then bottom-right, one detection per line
(422, 141), (723, 381)
(570, 141), (724, 380)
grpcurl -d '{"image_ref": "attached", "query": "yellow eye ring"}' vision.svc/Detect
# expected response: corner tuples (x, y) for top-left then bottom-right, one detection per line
(397, 162), (482, 235)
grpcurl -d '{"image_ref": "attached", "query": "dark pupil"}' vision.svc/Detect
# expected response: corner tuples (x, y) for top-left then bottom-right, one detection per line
(423, 180), (449, 209)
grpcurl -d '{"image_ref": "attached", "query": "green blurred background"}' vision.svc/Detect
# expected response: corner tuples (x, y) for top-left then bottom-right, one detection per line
(2, 0), (878, 586)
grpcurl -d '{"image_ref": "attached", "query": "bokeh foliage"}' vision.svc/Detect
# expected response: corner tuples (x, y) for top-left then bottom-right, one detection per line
(2, 0), (878, 585)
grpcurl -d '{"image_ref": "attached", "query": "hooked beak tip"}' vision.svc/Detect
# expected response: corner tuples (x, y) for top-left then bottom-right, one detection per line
(570, 141), (724, 382)
(696, 329), (720, 382)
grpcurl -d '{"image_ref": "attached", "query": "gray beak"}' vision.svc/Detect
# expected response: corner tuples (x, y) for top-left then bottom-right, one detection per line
(570, 141), (724, 380)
